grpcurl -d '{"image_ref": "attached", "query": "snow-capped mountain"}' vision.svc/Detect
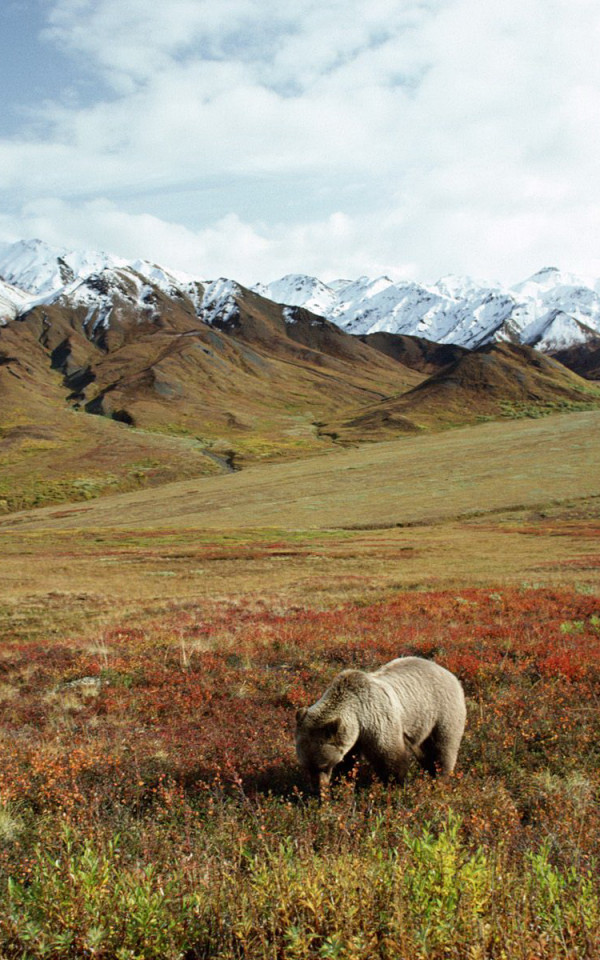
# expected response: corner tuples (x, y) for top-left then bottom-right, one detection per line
(257, 269), (600, 352)
(0, 238), (207, 333)
(253, 274), (339, 317)
(1, 239), (600, 355)
(0, 237), (125, 298)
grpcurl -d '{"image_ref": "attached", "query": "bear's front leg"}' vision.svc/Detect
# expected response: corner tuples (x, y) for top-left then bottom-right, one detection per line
(366, 742), (411, 784)
(335, 742), (361, 779)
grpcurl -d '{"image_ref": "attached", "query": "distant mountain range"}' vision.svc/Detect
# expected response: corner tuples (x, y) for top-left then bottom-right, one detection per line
(1, 238), (599, 513)
(2, 238), (600, 354)
(255, 269), (600, 353)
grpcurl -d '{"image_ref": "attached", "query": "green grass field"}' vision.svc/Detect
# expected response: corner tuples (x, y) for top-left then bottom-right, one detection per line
(1, 411), (599, 958)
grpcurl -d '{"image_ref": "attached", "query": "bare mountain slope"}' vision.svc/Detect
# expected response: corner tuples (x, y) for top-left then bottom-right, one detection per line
(320, 342), (600, 442)
(549, 337), (600, 381)
(357, 332), (468, 375)
(0, 275), (422, 510)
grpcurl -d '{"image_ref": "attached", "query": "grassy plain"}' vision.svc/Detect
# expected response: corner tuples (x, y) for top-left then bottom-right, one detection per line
(3, 409), (600, 533)
(1, 411), (600, 958)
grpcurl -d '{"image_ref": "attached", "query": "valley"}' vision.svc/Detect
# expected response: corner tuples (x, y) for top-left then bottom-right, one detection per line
(3, 409), (600, 534)
(2, 239), (600, 514)
(1, 410), (599, 640)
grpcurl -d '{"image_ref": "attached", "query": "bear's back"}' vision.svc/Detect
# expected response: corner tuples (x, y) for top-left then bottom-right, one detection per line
(373, 656), (465, 720)
(376, 656), (457, 684)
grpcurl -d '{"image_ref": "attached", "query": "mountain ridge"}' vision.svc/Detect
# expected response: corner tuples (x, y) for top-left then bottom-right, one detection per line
(1, 238), (600, 513)
(2, 239), (600, 357)
(257, 269), (600, 354)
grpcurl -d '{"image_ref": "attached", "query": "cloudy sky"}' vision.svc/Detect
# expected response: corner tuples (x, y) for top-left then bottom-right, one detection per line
(1, 0), (600, 284)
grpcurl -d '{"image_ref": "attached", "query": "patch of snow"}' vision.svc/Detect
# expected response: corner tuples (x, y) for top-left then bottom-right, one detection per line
(201, 278), (241, 326)
(0, 278), (34, 323)
(282, 306), (298, 325)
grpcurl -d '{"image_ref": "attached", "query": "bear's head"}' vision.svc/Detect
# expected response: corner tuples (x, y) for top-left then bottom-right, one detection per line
(295, 708), (357, 795)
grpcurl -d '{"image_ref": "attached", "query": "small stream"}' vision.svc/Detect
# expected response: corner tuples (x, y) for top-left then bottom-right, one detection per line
(201, 448), (237, 473)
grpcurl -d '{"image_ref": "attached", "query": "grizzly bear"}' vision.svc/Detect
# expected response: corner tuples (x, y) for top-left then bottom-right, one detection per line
(295, 656), (466, 794)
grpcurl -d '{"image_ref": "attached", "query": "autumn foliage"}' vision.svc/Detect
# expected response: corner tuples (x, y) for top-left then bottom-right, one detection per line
(1, 587), (599, 958)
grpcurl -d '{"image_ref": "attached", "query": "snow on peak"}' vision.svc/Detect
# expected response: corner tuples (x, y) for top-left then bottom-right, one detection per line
(254, 274), (338, 316)
(2, 237), (600, 352)
(0, 239), (210, 322)
(129, 259), (205, 294)
(0, 278), (32, 324)
(511, 266), (591, 298)
(432, 274), (499, 301)
(261, 267), (600, 349)
(0, 238), (126, 298)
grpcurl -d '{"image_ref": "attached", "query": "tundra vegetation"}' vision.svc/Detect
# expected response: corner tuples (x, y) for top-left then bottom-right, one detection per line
(0, 420), (600, 958)
(1, 583), (599, 959)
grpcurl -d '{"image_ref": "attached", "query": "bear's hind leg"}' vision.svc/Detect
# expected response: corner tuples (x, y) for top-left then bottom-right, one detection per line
(419, 725), (460, 778)
(415, 734), (441, 777)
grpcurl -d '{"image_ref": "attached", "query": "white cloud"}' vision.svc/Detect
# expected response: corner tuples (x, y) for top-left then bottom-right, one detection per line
(2, 0), (600, 283)
(0, 199), (417, 283)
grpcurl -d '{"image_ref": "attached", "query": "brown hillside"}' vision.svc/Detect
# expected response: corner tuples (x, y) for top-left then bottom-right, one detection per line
(0, 323), (227, 512)
(550, 337), (600, 381)
(206, 286), (419, 376)
(320, 341), (600, 442)
(0, 282), (422, 509)
(358, 331), (469, 375)
(47, 284), (421, 442)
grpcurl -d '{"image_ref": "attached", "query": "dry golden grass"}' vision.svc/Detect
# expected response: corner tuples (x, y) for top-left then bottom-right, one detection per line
(3, 409), (600, 532)
(1, 410), (599, 642)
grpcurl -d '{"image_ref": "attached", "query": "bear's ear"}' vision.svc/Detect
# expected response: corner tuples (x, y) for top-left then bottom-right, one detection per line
(296, 707), (308, 726)
(321, 718), (341, 741)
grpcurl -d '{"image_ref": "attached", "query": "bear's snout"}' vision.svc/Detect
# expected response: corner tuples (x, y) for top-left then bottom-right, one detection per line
(303, 765), (333, 797)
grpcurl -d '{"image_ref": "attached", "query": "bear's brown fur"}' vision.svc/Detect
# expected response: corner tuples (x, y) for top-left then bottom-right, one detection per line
(295, 656), (466, 794)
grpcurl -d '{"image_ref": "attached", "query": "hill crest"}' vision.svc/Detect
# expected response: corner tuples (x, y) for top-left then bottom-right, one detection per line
(319, 342), (600, 442)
